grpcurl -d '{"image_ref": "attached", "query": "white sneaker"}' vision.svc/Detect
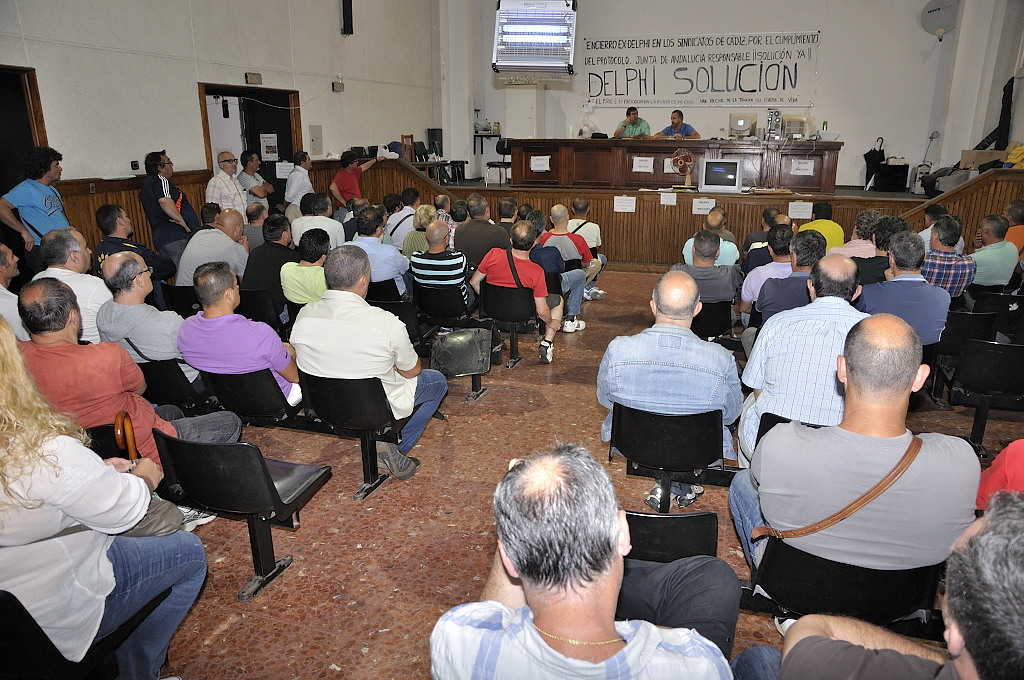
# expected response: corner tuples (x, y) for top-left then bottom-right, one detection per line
(179, 507), (216, 532)
(561, 318), (586, 333)
(584, 287), (606, 300)
(538, 340), (554, 364)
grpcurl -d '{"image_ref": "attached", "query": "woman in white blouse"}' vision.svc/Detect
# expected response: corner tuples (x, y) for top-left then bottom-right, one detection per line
(0, 318), (206, 679)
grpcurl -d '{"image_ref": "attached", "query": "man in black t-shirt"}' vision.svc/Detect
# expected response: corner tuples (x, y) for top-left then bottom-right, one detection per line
(851, 215), (909, 286)
(139, 150), (200, 266)
(240, 214), (300, 323)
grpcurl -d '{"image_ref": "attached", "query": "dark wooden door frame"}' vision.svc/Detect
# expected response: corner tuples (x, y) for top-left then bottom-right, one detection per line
(197, 83), (302, 171)
(0, 65), (47, 146)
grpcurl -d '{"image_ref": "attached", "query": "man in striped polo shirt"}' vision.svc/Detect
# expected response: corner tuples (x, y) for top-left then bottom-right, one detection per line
(409, 220), (473, 307)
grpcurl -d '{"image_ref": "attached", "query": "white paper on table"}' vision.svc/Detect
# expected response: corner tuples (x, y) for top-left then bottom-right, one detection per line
(692, 197), (716, 215)
(632, 156), (655, 173)
(529, 155), (551, 172)
(275, 162), (294, 179)
(791, 159), (815, 176)
(664, 158), (678, 174)
(788, 201), (814, 219)
(660, 192), (677, 206)
(613, 195), (637, 212)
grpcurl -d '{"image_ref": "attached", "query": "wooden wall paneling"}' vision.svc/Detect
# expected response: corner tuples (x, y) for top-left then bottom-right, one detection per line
(21, 69), (47, 146)
(289, 92), (303, 156)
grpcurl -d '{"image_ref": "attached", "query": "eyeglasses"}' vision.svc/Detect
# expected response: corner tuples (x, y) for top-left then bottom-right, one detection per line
(219, 158), (238, 164)
(160, 160), (173, 166)
(139, 267), (154, 277)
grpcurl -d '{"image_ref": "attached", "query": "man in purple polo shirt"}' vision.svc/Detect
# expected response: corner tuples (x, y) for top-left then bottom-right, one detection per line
(177, 261), (301, 405)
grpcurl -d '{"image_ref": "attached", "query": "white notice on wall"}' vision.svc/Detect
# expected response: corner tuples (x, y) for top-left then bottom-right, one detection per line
(663, 158), (677, 174)
(530, 155), (551, 172)
(692, 198), (716, 215)
(788, 201), (814, 219)
(632, 156), (655, 173)
(260, 133), (279, 161)
(660, 192), (677, 206)
(614, 195), (637, 212)
(791, 159), (815, 176)
(276, 162), (294, 180)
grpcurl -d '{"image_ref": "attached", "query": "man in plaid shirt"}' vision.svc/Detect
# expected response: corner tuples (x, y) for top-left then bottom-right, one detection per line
(921, 214), (976, 297)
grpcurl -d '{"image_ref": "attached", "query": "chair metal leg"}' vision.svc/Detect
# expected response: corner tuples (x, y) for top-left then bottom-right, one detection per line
(238, 517), (293, 602)
(466, 373), (487, 403)
(352, 434), (388, 502)
(658, 475), (672, 513)
(506, 328), (521, 368)
(970, 395), (991, 456)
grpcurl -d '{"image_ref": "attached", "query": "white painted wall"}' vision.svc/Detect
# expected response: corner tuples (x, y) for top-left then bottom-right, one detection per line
(0, 0), (434, 179)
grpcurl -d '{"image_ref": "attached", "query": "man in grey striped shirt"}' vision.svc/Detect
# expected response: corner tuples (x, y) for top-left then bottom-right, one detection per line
(409, 220), (474, 307)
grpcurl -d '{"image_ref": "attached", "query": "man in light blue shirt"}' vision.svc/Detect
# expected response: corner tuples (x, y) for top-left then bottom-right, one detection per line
(653, 110), (700, 139)
(969, 214), (1018, 288)
(351, 205), (411, 298)
(0, 146), (69, 271)
(683, 213), (741, 267)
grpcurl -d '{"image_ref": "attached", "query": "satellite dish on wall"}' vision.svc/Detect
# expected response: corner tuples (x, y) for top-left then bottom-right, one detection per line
(921, 0), (958, 42)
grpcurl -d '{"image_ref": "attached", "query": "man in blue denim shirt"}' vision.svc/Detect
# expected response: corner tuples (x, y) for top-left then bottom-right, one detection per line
(597, 270), (743, 508)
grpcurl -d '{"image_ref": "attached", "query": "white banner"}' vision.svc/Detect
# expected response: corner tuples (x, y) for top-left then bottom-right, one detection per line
(581, 31), (820, 108)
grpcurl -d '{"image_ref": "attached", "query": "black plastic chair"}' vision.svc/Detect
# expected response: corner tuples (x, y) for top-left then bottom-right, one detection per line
(299, 373), (411, 502)
(163, 285), (202, 318)
(930, 311), (998, 401)
(87, 411), (137, 461)
(973, 292), (1024, 337)
(366, 278), (403, 302)
(0, 588), (170, 680)
(139, 359), (203, 413)
(413, 141), (430, 161)
(949, 340), (1024, 454)
(624, 510), (719, 561)
(368, 299), (432, 357)
(152, 430), (332, 602)
(691, 300), (732, 340)
(609, 403), (733, 512)
(485, 139), (512, 186)
(350, 146), (367, 157)
(967, 283), (1004, 302)
(200, 369), (301, 426)
(413, 281), (473, 321)
(237, 288), (287, 339)
(480, 281), (537, 368)
(741, 537), (945, 639)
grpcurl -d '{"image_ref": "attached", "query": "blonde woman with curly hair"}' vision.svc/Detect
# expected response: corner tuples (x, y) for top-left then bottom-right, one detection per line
(0, 317), (206, 679)
(404, 203), (438, 260)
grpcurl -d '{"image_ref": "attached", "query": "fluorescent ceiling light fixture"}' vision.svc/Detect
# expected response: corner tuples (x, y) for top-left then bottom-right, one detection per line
(493, 0), (577, 74)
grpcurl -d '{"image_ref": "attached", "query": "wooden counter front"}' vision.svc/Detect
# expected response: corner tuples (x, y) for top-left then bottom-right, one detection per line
(509, 138), (843, 193)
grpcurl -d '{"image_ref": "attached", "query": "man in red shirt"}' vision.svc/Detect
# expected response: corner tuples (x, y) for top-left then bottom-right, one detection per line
(329, 150), (386, 216)
(470, 222), (559, 364)
(541, 204), (605, 295)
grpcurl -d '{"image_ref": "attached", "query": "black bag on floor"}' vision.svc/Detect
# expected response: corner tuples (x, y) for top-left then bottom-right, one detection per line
(430, 328), (492, 378)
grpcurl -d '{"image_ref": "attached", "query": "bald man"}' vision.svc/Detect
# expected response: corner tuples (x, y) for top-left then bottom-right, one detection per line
(683, 211), (741, 267)
(598, 270), (742, 509)
(174, 207), (249, 287)
(540, 204), (605, 294)
(206, 151), (248, 218)
(96, 251), (201, 386)
(730, 314), (979, 570)
(409, 219), (473, 307)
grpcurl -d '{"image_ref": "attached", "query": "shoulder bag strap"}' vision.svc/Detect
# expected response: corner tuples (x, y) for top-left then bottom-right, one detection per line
(3, 524), (91, 547)
(571, 220), (591, 235)
(751, 435), (922, 540)
(123, 336), (156, 363)
(390, 213), (413, 237)
(506, 249), (525, 289)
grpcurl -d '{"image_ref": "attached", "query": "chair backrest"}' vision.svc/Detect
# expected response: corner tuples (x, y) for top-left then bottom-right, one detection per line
(625, 510), (718, 561)
(139, 359), (199, 406)
(368, 299), (423, 348)
(480, 281), (536, 324)
(562, 258), (583, 271)
(755, 412), (791, 447)
(413, 141), (429, 160)
(164, 285), (202, 317)
(953, 340), (1024, 396)
(690, 300), (732, 340)
(610, 403), (723, 471)
(414, 282), (469, 320)
(236, 288), (284, 335)
(300, 373), (397, 432)
(935, 311), (998, 356)
(973, 292), (1024, 336)
(543, 271), (564, 298)
(0, 589), (83, 676)
(366, 145), (378, 157)
(153, 430), (279, 515)
(496, 138), (511, 156)
(400, 134), (415, 162)
(200, 369), (293, 420)
(754, 537), (943, 624)
(366, 278), (402, 302)
(350, 146), (367, 157)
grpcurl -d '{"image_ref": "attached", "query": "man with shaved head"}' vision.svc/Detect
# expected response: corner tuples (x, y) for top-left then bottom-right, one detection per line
(683, 210), (741, 267)
(409, 220), (473, 307)
(730, 314), (979, 570)
(737, 254), (869, 466)
(541, 204), (605, 297)
(598, 270), (742, 509)
(175, 207), (249, 287)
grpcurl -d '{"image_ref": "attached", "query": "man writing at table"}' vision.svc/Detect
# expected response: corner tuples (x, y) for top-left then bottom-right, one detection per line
(653, 110), (701, 140)
(613, 107), (651, 138)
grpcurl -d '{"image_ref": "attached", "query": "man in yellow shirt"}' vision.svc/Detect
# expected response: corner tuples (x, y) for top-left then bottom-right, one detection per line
(798, 202), (845, 251)
(281, 228), (329, 304)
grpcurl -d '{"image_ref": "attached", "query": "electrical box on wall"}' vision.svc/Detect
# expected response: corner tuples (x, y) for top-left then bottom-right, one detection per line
(332, 81), (345, 92)
(309, 125), (323, 156)
(245, 72), (262, 85)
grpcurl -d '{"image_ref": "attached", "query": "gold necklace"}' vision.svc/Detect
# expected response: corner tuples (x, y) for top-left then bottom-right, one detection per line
(532, 623), (624, 646)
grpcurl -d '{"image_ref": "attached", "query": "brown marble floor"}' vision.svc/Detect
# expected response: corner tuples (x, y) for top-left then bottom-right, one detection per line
(164, 271), (1022, 679)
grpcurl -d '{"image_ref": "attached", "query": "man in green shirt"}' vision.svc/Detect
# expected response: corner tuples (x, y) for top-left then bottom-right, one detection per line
(613, 107), (651, 138)
(969, 214), (1018, 287)
(281, 228), (329, 304)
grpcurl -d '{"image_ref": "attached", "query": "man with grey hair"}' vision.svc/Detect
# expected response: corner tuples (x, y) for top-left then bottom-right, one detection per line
(598, 270), (742, 508)
(757, 229), (827, 323)
(454, 194), (507, 270)
(0, 243), (28, 339)
(291, 246), (448, 479)
(922, 214), (977, 297)
(431, 443), (736, 677)
(730, 314), (978, 569)
(541, 204), (605, 296)
(244, 202), (268, 249)
(206, 151), (248, 218)
(31, 226), (112, 344)
(827, 208), (882, 259)
(855, 230), (950, 344)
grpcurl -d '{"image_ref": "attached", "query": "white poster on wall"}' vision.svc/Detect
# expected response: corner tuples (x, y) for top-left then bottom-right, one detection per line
(692, 198), (716, 215)
(614, 195), (637, 212)
(260, 134), (279, 161)
(581, 31), (821, 108)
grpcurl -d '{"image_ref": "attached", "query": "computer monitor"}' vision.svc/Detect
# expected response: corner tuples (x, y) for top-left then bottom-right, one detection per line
(698, 158), (743, 193)
(729, 113), (757, 139)
(783, 114), (808, 139)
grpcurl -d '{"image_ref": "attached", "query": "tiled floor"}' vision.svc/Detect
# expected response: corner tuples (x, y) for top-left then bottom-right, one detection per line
(165, 270), (1020, 679)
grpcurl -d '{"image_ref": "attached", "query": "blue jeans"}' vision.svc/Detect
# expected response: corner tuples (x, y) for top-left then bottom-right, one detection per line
(158, 239), (190, 271)
(729, 469), (767, 568)
(399, 369), (448, 453)
(559, 268), (587, 317)
(586, 254), (608, 289)
(155, 405), (243, 445)
(731, 646), (782, 680)
(94, 532), (207, 679)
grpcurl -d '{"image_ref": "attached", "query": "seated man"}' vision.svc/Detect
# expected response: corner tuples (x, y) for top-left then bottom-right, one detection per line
(342, 197), (371, 242)
(453, 195), (507, 270)
(529, 221), (587, 332)
(244, 202), (267, 249)
(496, 196), (518, 235)
(0, 244), (28, 339)
(566, 197), (608, 298)
(916, 203), (963, 253)
(599, 271), (742, 508)
(612, 106), (652, 138)
(409, 220), (474, 307)
(969, 214), (1018, 292)
(827, 208), (881, 259)
(177, 262), (302, 406)
(32, 227), (111, 344)
(730, 314), (978, 568)
(471, 222), (559, 363)
(683, 210), (740, 266)
(199, 201), (220, 230)
(434, 194), (455, 227)
(855, 230), (950, 344)
(240, 214), (300, 323)
(175, 207), (249, 286)
(93, 203), (176, 285)
(540, 204), (604, 293)
(757, 230), (827, 322)
(652, 109), (700, 139)
(281, 228), (330, 305)
(351, 206), (411, 299)
(738, 255), (868, 463)
(291, 246), (448, 479)
(670, 230), (743, 304)
(738, 224), (793, 317)
(97, 251), (201, 390)
(385, 187), (420, 250)
(741, 208), (781, 274)
(18, 278), (241, 469)
(921, 214), (976, 298)
(431, 443), (735, 677)
(798, 201), (844, 251)
(290, 192), (344, 248)
(851, 215), (908, 285)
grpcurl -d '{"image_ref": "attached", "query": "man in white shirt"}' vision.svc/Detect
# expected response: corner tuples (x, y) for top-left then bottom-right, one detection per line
(385, 187), (420, 251)
(0, 243), (29, 339)
(175, 208), (250, 286)
(566, 197), (608, 298)
(284, 151), (314, 222)
(290, 193), (345, 248)
(205, 151), (248, 220)
(31, 227), (111, 344)
(236, 149), (275, 210)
